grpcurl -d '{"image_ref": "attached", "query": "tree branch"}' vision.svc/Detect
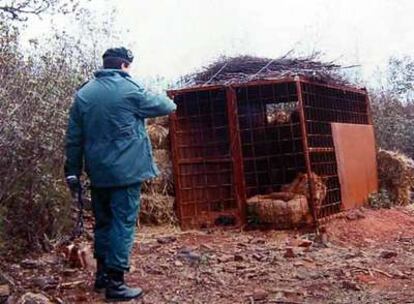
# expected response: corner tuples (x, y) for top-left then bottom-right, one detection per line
(0, 1), (53, 21)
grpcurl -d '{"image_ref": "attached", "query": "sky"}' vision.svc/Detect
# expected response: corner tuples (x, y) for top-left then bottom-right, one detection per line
(23, 0), (414, 87)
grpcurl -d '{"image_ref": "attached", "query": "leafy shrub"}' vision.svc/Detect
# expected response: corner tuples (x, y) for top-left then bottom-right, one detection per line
(368, 189), (393, 209)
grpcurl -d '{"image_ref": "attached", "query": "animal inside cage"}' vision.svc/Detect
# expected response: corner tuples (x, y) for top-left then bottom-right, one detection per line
(167, 77), (378, 229)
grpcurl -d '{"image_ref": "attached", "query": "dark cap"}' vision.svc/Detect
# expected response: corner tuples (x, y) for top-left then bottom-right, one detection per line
(102, 47), (134, 63)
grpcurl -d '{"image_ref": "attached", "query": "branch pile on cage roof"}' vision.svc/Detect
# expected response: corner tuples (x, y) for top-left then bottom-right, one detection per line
(182, 53), (353, 87)
(377, 149), (414, 206)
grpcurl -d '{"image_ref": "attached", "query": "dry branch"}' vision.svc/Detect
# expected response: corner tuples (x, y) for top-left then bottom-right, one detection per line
(182, 54), (351, 87)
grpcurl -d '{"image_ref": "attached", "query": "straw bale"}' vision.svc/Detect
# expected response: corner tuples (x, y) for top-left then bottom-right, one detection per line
(377, 149), (414, 205)
(153, 149), (172, 172)
(147, 116), (170, 128)
(247, 193), (311, 226)
(147, 124), (169, 149)
(142, 149), (174, 195)
(267, 110), (290, 125)
(265, 191), (297, 201)
(140, 193), (177, 225)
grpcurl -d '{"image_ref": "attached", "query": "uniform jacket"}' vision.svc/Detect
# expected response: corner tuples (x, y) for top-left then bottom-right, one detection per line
(64, 69), (176, 187)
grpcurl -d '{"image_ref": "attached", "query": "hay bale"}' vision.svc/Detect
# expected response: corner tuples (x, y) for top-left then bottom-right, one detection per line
(267, 110), (290, 125)
(147, 124), (169, 149)
(281, 172), (327, 210)
(377, 149), (414, 205)
(153, 148), (171, 168)
(143, 149), (174, 195)
(247, 193), (311, 227)
(147, 116), (170, 128)
(265, 192), (297, 201)
(140, 193), (177, 225)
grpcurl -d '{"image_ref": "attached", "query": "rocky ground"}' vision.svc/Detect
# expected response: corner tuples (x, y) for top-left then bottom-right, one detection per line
(1, 206), (414, 304)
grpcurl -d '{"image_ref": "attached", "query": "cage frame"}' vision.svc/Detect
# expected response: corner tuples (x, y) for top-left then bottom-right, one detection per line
(167, 76), (372, 229)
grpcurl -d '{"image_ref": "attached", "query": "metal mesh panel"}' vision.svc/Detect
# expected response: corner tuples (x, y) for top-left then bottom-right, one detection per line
(301, 82), (369, 219)
(236, 82), (306, 198)
(171, 89), (238, 229)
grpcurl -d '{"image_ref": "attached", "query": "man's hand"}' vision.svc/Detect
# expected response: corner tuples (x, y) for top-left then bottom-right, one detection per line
(65, 175), (84, 238)
(66, 175), (81, 199)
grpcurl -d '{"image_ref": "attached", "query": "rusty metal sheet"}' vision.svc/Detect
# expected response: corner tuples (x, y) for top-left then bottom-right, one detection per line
(332, 123), (378, 210)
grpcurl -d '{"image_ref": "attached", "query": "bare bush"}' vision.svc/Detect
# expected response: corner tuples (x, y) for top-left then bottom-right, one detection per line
(387, 56), (414, 103)
(371, 91), (414, 159)
(0, 0), (82, 21)
(0, 2), (130, 254)
(370, 55), (414, 158)
(0, 13), (106, 253)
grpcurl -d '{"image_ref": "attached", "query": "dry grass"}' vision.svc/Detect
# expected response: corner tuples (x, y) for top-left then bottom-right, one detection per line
(139, 193), (177, 225)
(142, 149), (174, 195)
(267, 110), (290, 125)
(147, 116), (169, 128)
(147, 124), (169, 150)
(247, 193), (311, 226)
(141, 117), (177, 225)
(377, 149), (414, 205)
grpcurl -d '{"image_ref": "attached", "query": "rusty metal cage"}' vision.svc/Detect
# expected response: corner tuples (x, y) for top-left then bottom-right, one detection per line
(168, 77), (375, 229)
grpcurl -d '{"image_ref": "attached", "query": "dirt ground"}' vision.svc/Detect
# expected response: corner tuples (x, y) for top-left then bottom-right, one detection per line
(2, 206), (414, 304)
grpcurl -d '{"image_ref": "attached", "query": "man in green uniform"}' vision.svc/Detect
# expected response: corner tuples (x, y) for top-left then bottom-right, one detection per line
(64, 47), (176, 301)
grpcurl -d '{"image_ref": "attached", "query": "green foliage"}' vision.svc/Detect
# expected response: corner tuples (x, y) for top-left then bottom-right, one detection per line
(368, 189), (393, 209)
(246, 205), (261, 225)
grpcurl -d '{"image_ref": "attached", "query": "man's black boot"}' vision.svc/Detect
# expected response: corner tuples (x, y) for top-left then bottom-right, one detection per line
(94, 258), (108, 292)
(105, 269), (143, 302)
